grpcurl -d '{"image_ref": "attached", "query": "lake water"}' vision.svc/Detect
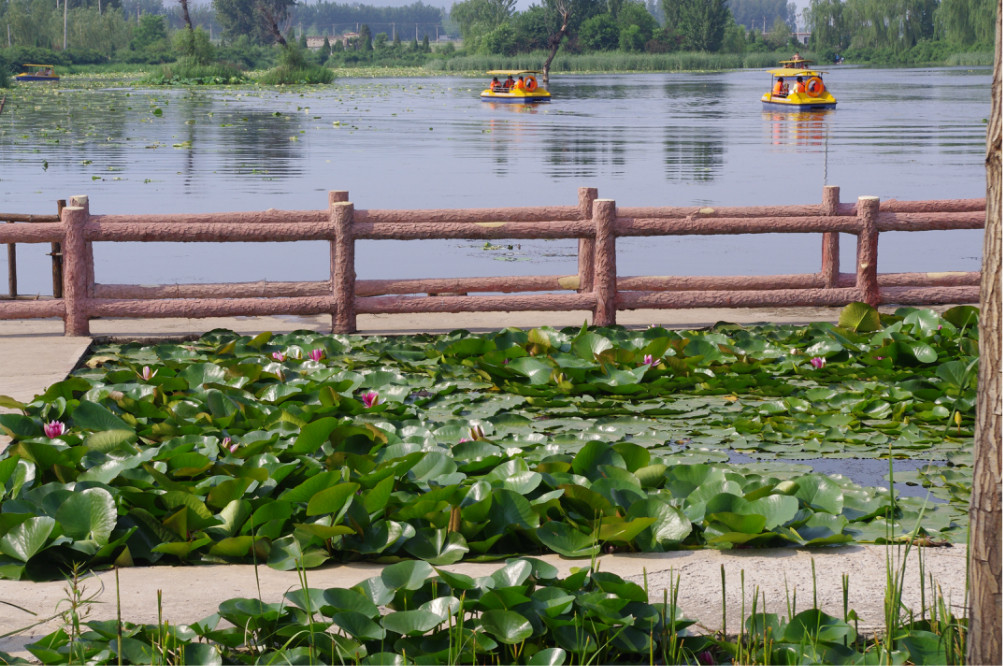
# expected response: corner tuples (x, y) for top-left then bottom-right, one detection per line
(0, 66), (991, 295)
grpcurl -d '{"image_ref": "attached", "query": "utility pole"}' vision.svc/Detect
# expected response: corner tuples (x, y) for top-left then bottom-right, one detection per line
(63, 0), (68, 51)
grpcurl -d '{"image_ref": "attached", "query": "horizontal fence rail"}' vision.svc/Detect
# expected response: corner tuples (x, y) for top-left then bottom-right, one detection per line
(0, 187), (985, 337)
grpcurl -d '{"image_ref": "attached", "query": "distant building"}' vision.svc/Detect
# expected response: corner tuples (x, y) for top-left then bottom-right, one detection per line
(305, 34), (357, 49)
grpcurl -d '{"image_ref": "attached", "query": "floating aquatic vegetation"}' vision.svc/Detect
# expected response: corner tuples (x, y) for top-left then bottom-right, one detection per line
(0, 304), (976, 581)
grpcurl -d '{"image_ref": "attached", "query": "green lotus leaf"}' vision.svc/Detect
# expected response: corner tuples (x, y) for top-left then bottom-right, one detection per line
(330, 610), (387, 641)
(54, 487), (117, 546)
(490, 558), (534, 587)
(322, 587), (381, 618)
(627, 497), (692, 549)
(152, 536), (212, 559)
(277, 470), (343, 504)
(571, 332), (614, 361)
(572, 440), (626, 476)
(284, 587), (327, 613)
(0, 516), (56, 563)
(360, 653), (406, 666)
(0, 414), (38, 439)
(937, 359), (977, 390)
(530, 587), (576, 618)
(795, 475), (844, 514)
(208, 535), (267, 559)
(506, 357), (555, 385)
(528, 647), (568, 665)
(487, 488), (539, 533)
(783, 608), (856, 644)
(381, 559), (435, 591)
(535, 522), (598, 558)
(83, 429), (137, 453)
(591, 476), (646, 509)
(381, 608), (444, 636)
(839, 302), (882, 333)
(941, 305), (978, 329)
(70, 400), (133, 432)
(402, 528), (469, 565)
(433, 567), (477, 591)
(479, 609), (533, 644)
(901, 308), (947, 338)
(306, 482), (359, 518)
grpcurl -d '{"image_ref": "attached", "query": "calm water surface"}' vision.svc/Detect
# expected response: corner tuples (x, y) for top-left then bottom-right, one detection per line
(0, 67), (990, 294)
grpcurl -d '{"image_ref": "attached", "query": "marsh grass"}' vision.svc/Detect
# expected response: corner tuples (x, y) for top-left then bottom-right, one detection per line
(427, 50), (793, 74)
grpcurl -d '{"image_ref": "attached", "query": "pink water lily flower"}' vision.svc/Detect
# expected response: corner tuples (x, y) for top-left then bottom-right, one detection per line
(643, 354), (661, 366)
(272, 352), (286, 362)
(43, 420), (66, 438)
(222, 436), (237, 453)
(309, 348), (324, 362)
(360, 391), (383, 408)
(140, 366), (157, 381)
(809, 356), (826, 369)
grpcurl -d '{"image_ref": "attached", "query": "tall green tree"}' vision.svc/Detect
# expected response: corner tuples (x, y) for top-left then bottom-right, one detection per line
(213, 0), (296, 45)
(935, 0), (998, 49)
(805, 0), (849, 51)
(729, 0), (795, 32)
(449, 0), (514, 50)
(662, 0), (730, 51)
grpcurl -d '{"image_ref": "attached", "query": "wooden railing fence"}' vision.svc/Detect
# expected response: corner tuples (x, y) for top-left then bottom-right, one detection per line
(0, 186), (985, 336)
(1, 201), (64, 300)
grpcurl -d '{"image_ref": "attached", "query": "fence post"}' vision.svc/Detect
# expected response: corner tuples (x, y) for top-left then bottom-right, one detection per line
(62, 205), (91, 336)
(592, 199), (617, 327)
(51, 199), (66, 298)
(821, 185), (840, 288)
(856, 195), (880, 306)
(5, 219), (14, 299)
(577, 187), (598, 293)
(68, 195), (94, 301)
(330, 196), (356, 334)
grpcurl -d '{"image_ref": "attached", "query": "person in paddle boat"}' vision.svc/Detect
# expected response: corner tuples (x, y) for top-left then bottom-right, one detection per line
(773, 77), (788, 97)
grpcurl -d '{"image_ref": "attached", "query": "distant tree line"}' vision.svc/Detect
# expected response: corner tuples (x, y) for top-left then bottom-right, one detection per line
(0, 0), (994, 78)
(806, 0), (995, 62)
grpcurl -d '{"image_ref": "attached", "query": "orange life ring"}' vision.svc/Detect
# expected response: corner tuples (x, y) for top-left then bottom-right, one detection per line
(525, 75), (538, 92)
(806, 76), (825, 97)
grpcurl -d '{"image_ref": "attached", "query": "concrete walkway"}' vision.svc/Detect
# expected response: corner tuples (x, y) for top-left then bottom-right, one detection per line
(0, 309), (969, 657)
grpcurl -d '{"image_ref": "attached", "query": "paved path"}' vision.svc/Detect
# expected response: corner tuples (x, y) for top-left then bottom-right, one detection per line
(0, 308), (969, 657)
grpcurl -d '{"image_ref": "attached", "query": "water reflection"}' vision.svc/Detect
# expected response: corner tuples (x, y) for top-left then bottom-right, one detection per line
(765, 111), (833, 151)
(663, 126), (724, 182)
(0, 69), (989, 293)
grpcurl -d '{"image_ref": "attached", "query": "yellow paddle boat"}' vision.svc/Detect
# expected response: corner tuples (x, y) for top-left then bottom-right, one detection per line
(761, 56), (835, 111)
(481, 70), (551, 104)
(14, 64), (60, 82)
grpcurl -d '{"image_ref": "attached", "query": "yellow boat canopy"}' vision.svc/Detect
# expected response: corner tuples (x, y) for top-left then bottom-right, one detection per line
(767, 68), (824, 77)
(22, 63), (58, 69)
(486, 69), (542, 76)
(777, 58), (815, 67)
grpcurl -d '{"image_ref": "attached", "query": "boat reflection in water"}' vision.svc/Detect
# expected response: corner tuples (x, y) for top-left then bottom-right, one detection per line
(765, 111), (833, 151)
(481, 102), (545, 114)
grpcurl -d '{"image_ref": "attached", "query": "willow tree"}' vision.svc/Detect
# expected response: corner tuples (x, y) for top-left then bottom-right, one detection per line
(968, 10), (1001, 665)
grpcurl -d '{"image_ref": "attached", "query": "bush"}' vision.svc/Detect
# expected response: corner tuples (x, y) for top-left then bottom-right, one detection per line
(257, 44), (334, 84)
(145, 57), (248, 85)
